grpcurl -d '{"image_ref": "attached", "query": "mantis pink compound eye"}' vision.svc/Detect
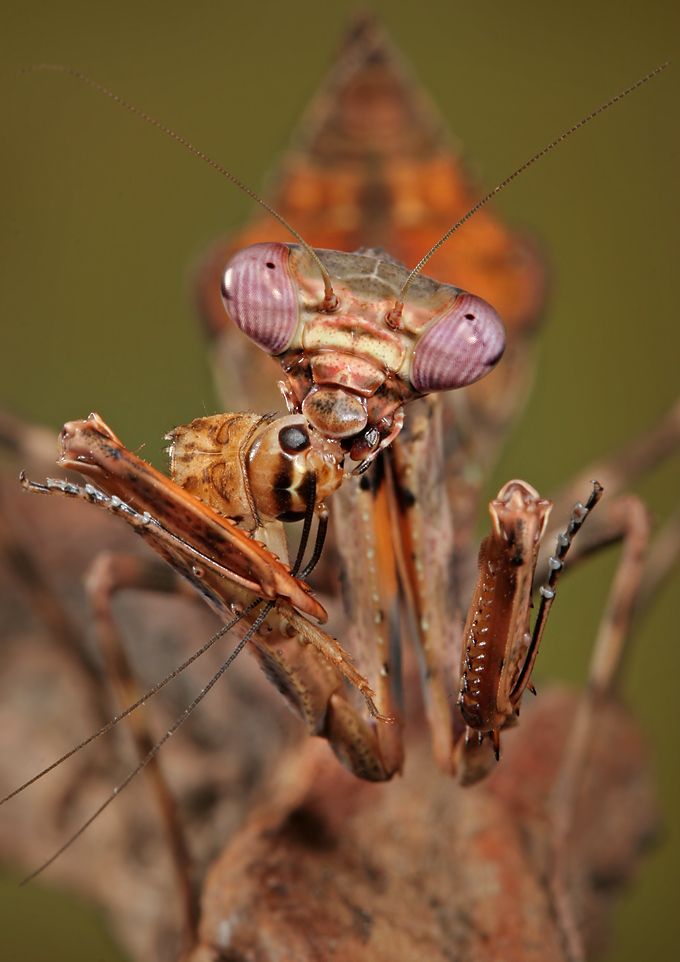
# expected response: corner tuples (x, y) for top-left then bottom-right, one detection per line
(221, 242), (299, 355)
(410, 293), (506, 393)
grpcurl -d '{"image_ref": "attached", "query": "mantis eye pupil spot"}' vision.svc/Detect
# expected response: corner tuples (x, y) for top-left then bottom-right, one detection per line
(221, 243), (298, 354)
(410, 294), (505, 393)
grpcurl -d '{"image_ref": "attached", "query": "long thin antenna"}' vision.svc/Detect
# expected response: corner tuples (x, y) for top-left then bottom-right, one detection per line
(0, 601), (258, 806)
(20, 601), (274, 884)
(26, 64), (338, 311)
(394, 62), (669, 310)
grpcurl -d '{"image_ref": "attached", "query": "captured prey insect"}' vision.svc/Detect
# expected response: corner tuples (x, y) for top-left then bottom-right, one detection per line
(5, 28), (669, 927)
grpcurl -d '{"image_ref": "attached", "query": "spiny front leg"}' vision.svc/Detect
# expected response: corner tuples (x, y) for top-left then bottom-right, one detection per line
(457, 481), (552, 737)
(456, 479), (602, 780)
(20, 417), (398, 784)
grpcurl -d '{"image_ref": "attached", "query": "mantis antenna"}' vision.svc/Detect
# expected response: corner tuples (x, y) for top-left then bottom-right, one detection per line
(388, 61), (669, 322)
(26, 64), (339, 312)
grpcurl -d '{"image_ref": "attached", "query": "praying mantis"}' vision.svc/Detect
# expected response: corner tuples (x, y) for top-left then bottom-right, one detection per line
(2, 13), (676, 960)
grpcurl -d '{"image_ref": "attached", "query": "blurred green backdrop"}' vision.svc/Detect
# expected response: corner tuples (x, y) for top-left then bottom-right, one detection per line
(1, 1), (678, 959)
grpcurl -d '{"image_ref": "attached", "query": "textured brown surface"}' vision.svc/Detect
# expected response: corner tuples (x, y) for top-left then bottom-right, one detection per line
(190, 693), (656, 962)
(0, 437), (660, 962)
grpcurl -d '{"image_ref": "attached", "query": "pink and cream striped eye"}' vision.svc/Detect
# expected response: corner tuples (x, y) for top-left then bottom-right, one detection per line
(410, 293), (505, 393)
(221, 242), (299, 355)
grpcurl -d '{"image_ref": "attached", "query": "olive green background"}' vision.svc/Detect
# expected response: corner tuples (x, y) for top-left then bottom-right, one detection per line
(1, 1), (678, 959)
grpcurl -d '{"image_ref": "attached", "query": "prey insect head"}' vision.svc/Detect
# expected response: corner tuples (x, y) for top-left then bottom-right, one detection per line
(168, 412), (345, 528)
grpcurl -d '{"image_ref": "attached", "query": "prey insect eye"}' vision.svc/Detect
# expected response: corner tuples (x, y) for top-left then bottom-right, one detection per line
(221, 242), (299, 355)
(410, 293), (506, 393)
(278, 424), (310, 455)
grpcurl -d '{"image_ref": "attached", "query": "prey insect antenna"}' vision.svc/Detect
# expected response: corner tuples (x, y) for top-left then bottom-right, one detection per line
(20, 601), (274, 885)
(392, 62), (669, 310)
(0, 601), (260, 806)
(512, 481), (604, 701)
(24, 64), (338, 311)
